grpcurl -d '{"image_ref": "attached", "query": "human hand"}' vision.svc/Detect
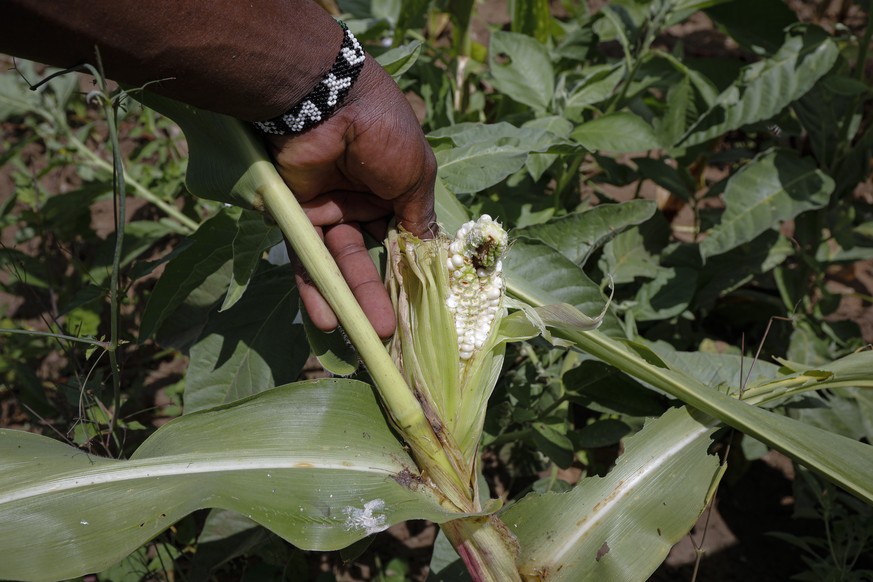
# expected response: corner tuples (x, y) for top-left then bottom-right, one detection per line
(265, 57), (437, 340)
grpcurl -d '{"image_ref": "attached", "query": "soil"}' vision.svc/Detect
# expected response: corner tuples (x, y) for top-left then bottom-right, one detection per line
(2, 1), (872, 581)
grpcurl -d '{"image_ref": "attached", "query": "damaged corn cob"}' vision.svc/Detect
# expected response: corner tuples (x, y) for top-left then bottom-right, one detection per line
(387, 216), (509, 495)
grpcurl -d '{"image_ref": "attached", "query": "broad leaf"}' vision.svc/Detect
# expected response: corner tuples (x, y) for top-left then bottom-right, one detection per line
(629, 266), (697, 322)
(681, 27), (839, 147)
(571, 112), (661, 153)
(700, 150), (833, 260)
(706, 0), (798, 55)
(489, 30), (554, 111)
(432, 122), (572, 193)
(221, 209), (282, 312)
(599, 226), (660, 284)
(139, 209), (236, 344)
(435, 142), (530, 194)
(0, 380), (465, 582)
(563, 64), (625, 120)
(513, 200), (656, 266)
(503, 239), (623, 338)
(504, 406), (722, 581)
(301, 302), (359, 377)
(376, 41), (422, 78)
(184, 265), (308, 413)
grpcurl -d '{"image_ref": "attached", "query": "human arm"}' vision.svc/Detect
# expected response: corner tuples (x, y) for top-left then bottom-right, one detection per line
(1, 0), (437, 338)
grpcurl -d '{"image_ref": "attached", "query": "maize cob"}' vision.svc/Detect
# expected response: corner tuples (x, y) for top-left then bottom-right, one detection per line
(387, 216), (510, 493)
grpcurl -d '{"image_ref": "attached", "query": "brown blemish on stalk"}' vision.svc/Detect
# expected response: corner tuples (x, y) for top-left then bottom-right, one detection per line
(392, 467), (424, 490)
(252, 186), (269, 213)
(295, 462), (314, 468)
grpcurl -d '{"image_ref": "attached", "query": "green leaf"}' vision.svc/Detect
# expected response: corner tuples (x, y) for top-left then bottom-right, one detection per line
(489, 30), (554, 111)
(89, 220), (174, 285)
(504, 406), (722, 581)
(184, 265), (307, 413)
(599, 226), (660, 284)
(700, 150), (833, 260)
(563, 64), (625, 120)
(523, 116), (575, 181)
(139, 209), (236, 344)
(435, 142), (529, 194)
(0, 380), (465, 582)
(503, 239), (623, 338)
(432, 122), (573, 193)
(545, 325), (873, 506)
(531, 423), (575, 469)
(694, 230), (793, 308)
(301, 301), (359, 377)
(136, 91), (274, 209)
(571, 112), (661, 153)
(510, 0), (551, 43)
(564, 361), (666, 417)
(434, 179), (470, 235)
(376, 41), (422, 79)
(681, 27), (839, 147)
(633, 157), (694, 201)
(706, 0), (798, 55)
(573, 419), (632, 448)
(222, 209), (282, 312)
(629, 266), (697, 322)
(513, 200), (656, 267)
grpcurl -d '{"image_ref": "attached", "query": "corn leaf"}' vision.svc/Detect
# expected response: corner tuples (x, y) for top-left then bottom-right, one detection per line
(0, 379), (465, 582)
(504, 406), (722, 581)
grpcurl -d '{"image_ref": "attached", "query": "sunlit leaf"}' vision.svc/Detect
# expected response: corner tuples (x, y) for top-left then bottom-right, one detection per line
(700, 150), (832, 260)
(504, 406), (721, 581)
(681, 27), (838, 147)
(489, 31), (554, 111)
(0, 380), (465, 582)
(514, 200), (656, 267)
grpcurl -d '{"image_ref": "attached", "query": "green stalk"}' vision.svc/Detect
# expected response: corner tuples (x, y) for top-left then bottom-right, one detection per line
(84, 62), (126, 452)
(249, 159), (473, 511)
(441, 516), (522, 582)
(65, 132), (199, 233)
(0, 328), (109, 348)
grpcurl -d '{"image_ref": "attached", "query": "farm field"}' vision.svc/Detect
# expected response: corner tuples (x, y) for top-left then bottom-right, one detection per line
(2, 0), (872, 580)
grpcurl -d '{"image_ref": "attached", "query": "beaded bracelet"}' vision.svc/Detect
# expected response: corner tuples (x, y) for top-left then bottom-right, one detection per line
(253, 21), (365, 135)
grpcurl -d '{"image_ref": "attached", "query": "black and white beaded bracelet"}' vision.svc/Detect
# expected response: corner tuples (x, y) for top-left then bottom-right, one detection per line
(253, 22), (365, 135)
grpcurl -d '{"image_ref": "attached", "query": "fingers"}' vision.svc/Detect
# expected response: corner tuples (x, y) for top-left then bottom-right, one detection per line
(288, 234), (339, 333)
(300, 191), (391, 226)
(291, 224), (396, 340)
(324, 223), (396, 339)
(391, 147), (438, 240)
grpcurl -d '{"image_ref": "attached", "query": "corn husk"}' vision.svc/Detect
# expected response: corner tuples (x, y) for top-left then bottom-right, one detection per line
(387, 217), (510, 495)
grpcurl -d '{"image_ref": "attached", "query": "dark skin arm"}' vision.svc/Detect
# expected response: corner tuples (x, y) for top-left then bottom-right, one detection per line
(2, 0), (437, 338)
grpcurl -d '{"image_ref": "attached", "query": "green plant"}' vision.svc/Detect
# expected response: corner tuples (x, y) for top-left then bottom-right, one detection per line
(2, 0), (873, 580)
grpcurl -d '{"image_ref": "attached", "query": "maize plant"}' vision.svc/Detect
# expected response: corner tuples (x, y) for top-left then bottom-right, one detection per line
(3, 34), (873, 579)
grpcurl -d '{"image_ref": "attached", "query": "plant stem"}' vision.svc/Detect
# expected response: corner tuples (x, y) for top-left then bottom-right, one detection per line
(440, 516), (521, 582)
(251, 159), (473, 512)
(86, 61), (126, 453)
(0, 328), (109, 348)
(64, 132), (199, 233)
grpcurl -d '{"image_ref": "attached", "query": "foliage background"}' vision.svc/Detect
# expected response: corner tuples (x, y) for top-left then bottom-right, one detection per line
(1, 0), (872, 580)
